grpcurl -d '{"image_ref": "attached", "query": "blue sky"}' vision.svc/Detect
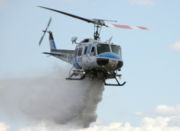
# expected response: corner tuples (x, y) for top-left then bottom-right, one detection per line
(1, 0), (180, 130)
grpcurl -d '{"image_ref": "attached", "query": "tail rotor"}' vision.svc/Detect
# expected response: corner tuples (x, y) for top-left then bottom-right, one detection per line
(39, 17), (52, 46)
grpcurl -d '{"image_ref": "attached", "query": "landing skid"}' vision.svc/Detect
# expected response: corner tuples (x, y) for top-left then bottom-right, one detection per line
(105, 77), (126, 86)
(104, 72), (126, 87)
(66, 68), (126, 87)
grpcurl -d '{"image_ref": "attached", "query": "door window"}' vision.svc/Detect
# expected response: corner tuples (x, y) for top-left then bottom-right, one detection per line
(84, 46), (88, 55)
(78, 48), (82, 56)
(90, 46), (96, 56)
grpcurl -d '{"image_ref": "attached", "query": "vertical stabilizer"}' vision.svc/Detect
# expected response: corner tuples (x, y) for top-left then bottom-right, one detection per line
(48, 31), (57, 51)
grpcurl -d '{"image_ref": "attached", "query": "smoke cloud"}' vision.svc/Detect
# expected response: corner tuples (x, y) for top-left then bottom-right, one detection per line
(0, 67), (104, 130)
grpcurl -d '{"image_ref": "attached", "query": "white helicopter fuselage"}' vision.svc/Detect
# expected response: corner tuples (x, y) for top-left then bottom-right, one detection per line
(43, 32), (126, 85)
(73, 38), (123, 72)
(39, 6), (148, 86)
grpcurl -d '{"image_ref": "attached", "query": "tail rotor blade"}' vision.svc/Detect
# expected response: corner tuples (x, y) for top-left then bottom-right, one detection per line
(39, 32), (46, 46)
(39, 18), (52, 46)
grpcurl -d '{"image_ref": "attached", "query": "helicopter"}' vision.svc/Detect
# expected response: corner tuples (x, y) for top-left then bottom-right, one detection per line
(38, 6), (149, 86)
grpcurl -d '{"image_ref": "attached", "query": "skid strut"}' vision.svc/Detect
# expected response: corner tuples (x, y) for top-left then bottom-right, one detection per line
(105, 77), (126, 86)
(104, 73), (126, 86)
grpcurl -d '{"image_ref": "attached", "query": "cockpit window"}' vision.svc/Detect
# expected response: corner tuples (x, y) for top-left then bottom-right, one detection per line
(97, 44), (110, 54)
(111, 45), (120, 55)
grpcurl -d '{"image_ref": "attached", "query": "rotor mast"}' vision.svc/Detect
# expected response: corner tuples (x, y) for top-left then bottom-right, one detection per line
(93, 19), (107, 40)
(94, 24), (102, 40)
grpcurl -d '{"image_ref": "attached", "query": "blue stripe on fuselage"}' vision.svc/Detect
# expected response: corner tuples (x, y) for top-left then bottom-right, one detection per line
(98, 53), (121, 60)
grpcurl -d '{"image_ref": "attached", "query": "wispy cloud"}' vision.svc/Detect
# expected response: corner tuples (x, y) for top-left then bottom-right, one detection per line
(132, 0), (154, 6)
(153, 105), (180, 116)
(170, 41), (180, 51)
(0, 123), (9, 131)
(77, 117), (180, 131)
(135, 112), (143, 116)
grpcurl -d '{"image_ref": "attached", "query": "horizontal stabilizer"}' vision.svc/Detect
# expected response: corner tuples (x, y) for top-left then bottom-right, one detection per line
(43, 52), (64, 56)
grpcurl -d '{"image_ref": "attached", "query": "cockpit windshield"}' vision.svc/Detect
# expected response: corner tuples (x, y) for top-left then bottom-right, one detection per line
(97, 44), (110, 54)
(111, 45), (120, 55)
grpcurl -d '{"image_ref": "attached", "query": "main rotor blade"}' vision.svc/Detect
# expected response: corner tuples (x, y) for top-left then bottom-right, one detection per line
(106, 23), (149, 30)
(39, 17), (52, 46)
(38, 6), (94, 24)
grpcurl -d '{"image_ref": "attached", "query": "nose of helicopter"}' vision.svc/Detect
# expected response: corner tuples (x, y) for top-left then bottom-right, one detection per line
(117, 60), (123, 68)
(96, 58), (123, 70)
(96, 52), (123, 70)
(97, 58), (109, 66)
